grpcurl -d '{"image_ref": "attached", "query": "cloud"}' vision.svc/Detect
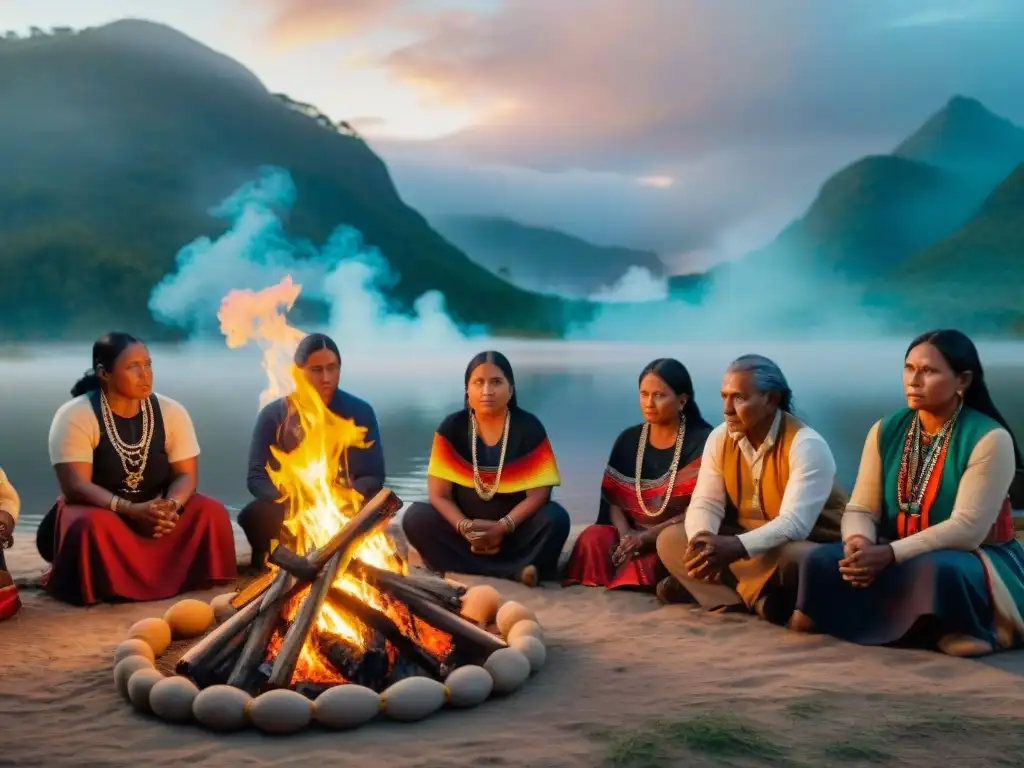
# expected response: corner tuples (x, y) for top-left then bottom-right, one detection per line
(261, 0), (402, 48)
(374, 133), (884, 261)
(376, 0), (1024, 173)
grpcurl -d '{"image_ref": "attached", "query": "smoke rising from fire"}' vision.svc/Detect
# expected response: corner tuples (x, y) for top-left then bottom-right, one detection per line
(148, 166), (473, 349)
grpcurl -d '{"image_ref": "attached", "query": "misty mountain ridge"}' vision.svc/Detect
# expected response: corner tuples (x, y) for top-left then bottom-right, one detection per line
(894, 95), (1024, 183)
(431, 215), (665, 297)
(668, 95), (1024, 333)
(0, 20), (586, 339)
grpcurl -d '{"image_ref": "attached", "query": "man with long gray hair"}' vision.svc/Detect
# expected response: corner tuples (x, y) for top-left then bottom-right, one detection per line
(656, 354), (845, 622)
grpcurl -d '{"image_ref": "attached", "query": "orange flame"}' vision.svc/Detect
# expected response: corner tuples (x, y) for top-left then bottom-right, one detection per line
(218, 276), (406, 683)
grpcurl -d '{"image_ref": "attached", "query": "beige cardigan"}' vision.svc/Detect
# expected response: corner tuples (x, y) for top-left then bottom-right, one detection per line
(841, 421), (1016, 563)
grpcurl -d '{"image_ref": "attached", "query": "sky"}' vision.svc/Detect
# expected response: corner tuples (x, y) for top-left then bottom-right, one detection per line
(3, 0), (1024, 268)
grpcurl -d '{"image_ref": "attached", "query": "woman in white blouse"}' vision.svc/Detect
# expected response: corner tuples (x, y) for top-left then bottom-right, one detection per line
(791, 330), (1022, 657)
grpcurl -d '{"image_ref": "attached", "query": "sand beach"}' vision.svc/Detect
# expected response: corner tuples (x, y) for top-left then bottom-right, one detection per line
(5, 526), (1024, 768)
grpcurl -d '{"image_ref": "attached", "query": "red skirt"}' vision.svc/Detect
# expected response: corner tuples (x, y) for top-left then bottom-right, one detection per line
(0, 582), (19, 621)
(42, 493), (238, 606)
(562, 524), (661, 590)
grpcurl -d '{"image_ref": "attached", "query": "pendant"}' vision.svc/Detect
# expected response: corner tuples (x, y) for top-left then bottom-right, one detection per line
(124, 472), (143, 491)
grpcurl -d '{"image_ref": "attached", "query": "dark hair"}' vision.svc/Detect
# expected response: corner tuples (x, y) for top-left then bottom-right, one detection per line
(907, 329), (1022, 469)
(727, 354), (794, 413)
(464, 350), (519, 410)
(639, 358), (711, 429)
(70, 332), (142, 397)
(294, 333), (341, 366)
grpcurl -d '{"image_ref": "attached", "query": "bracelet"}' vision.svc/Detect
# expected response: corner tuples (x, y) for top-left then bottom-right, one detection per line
(499, 515), (516, 534)
(109, 494), (126, 513)
(457, 519), (474, 537)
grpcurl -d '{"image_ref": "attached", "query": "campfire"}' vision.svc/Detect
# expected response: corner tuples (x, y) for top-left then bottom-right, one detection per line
(109, 276), (548, 733)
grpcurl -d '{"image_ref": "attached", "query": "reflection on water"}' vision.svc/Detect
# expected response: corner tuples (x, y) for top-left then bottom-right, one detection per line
(2, 339), (1022, 532)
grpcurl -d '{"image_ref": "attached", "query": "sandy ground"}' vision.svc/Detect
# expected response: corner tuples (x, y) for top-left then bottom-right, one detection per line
(5, 529), (1024, 767)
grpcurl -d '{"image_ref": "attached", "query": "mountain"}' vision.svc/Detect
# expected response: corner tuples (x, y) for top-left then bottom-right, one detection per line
(430, 215), (665, 296)
(888, 162), (1024, 331)
(0, 21), (587, 339)
(894, 95), (1024, 184)
(743, 96), (1024, 282)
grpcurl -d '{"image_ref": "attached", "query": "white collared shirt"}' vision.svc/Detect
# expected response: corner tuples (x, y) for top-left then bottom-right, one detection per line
(684, 410), (838, 557)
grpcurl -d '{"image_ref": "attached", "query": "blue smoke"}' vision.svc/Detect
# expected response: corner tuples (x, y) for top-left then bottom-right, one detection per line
(148, 166), (472, 348)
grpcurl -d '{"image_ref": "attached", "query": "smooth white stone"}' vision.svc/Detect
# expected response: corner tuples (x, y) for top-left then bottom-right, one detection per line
(193, 685), (252, 732)
(314, 685), (381, 729)
(248, 689), (313, 734)
(484, 647), (531, 694)
(149, 676), (199, 723)
(114, 655), (155, 699)
(444, 665), (494, 708)
(113, 638), (156, 666)
(380, 677), (448, 722)
(511, 635), (546, 673)
(126, 668), (164, 713)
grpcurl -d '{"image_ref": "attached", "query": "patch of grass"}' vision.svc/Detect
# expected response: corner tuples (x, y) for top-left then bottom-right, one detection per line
(785, 697), (833, 721)
(604, 714), (789, 766)
(823, 739), (892, 763)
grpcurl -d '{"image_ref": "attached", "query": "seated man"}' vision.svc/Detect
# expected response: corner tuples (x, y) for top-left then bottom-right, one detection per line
(238, 333), (385, 568)
(0, 466), (21, 621)
(656, 354), (845, 622)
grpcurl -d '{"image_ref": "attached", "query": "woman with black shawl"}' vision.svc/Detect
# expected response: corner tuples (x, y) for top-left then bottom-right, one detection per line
(402, 351), (571, 586)
(564, 359), (713, 591)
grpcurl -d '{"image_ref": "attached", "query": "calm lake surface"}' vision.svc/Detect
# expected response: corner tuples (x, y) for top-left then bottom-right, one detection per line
(3, 339), (1022, 534)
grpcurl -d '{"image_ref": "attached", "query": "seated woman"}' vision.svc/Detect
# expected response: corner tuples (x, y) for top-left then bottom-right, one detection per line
(238, 333), (385, 568)
(0, 466), (21, 621)
(36, 332), (237, 606)
(793, 329), (1022, 656)
(563, 358), (713, 591)
(402, 350), (571, 586)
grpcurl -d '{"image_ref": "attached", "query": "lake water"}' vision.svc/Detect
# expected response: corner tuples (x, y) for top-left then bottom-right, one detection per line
(3, 339), (1022, 534)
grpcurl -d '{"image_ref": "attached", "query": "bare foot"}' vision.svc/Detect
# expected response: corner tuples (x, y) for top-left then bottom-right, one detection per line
(788, 609), (815, 633)
(519, 565), (538, 587)
(937, 633), (993, 657)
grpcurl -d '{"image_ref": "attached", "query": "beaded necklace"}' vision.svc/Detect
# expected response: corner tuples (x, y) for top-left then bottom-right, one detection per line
(633, 417), (687, 517)
(897, 401), (962, 515)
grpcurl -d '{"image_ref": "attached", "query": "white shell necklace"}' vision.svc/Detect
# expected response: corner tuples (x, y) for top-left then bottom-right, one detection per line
(99, 390), (154, 492)
(634, 417), (687, 517)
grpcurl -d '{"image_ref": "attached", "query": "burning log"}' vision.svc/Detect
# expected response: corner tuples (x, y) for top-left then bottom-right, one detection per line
(230, 568), (277, 610)
(268, 489), (402, 582)
(352, 563), (507, 661)
(260, 490), (402, 689)
(350, 561), (461, 611)
(177, 568), (291, 682)
(226, 571), (298, 693)
(316, 631), (389, 688)
(266, 550), (345, 689)
(176, 592), (265, 680)
(327, 586), (447, 680)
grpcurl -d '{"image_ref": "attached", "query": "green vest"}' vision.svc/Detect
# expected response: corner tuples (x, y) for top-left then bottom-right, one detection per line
(878, 406), (1001, 538)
